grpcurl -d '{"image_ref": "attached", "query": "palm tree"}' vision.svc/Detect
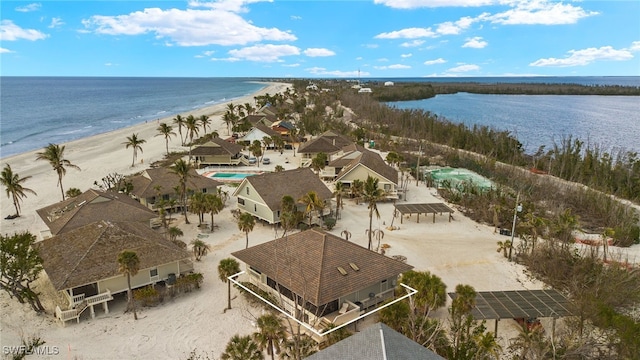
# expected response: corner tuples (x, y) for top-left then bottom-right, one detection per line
(334, 182), (344, 220)
(279, 335), (316, 359)
(311, 152), (327, 175)
(168, 226), (184, 245)
(243, 102), (256, 116)
(65, 187), (82, 198)
(35, 143), (80, 201)
(199, 114), (211, 134)
(237, 212), (256, 249)
(172, 114), (186, 145)
(155, 123), (176, 156)
(190, 239), (211, 261)
(298, 191), (324, 227)
(185, 115), (200, 161)
(171, 159), (192, 224)
(274, 165), (285, 172)
(223, 111), (236, 135)
(253, 313), (286, 360)
(123, 133), (146, 167)
(350, 179), (364, 204)
(205, 193), (224, 232)
(362, 176), (384, 250)
(221, 334), (263, 360)
(551, 208), (580, 249)
(288, 128), (298, 157)
(189, 192), (208, 226)
(218, 258), (241, 310)
(496, 240), (511, 258)
(1, 164), (37, 217)
(117, 250), (140, 320)
(341, 230), (352, 241)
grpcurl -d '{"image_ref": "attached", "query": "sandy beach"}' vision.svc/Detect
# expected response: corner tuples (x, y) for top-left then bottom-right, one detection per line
(0, 81), (620, 359)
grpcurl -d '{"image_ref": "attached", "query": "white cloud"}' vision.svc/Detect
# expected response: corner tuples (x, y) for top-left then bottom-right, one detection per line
(0, 20), (48, 41)
(290, 15), (302, 20)
(629, 41), (640, 51)
(374, 64), (411, 70)
(303, 48), (335, 57)
(82, 7), (296, 46)
(448, 64), (480, 72)
(400, 40), (425, 47)
(463, 36), (487, 48)
(282, 63), (300, 67)
(15, 3), (41, 12)
(375, 27), (436, 39)
(188, 0), (271, 13)
(488, 0), (598, 25)
(530, 46), (634, 67)
(401, 53), (412, 58)
(228, 44), (300, 62)
(374, 0), (496, 9)
(0, 47), (13, 53)
(49, 17), (65, 28)
(307, 67), (369, 77)
(424, 58), (447, 65)
(436, 15), (479, 35)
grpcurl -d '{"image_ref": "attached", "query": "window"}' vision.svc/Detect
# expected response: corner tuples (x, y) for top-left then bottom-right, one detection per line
(150, 268), (158, 277)
(384, 184), (391, 191)
(254, 204), (257, 212)
(246, 187), (250, 195)
(238, 198), (245, 205)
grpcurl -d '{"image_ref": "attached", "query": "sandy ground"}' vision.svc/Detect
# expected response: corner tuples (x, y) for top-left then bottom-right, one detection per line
(1, 82), (637, 359)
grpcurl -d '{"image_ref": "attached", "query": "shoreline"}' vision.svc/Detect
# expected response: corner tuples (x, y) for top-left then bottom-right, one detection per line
(0, 81), (293, 235)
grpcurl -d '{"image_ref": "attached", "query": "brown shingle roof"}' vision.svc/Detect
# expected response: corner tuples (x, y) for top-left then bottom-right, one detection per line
(236, 167), (332, 210)
(232, 229), (413, 305)
(36, 189), (157, 235)
(253, 123), (280, 138)
(129, 167), (222, 199)
(37, 220), (191, 290)
(297, 131), (354, 154)
(191, 137), (244, 156)
(336, 149), (398, 185)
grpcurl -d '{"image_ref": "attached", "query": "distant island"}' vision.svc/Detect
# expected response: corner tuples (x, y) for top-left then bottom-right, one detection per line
(318, 81), (640, 102)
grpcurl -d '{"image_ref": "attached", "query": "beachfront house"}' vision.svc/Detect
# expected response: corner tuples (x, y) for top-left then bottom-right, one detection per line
(297, 130), (354, 167)
(36, 189), (159, 238)
(306, 322), (444, 360)
(232, 229), (413, 338)
(37, 220), (193, 326)
(334, 147), (400, 200)
(191, 137), (249, 166)
(232, 167), (333, 225)
(237, 123), (281, 147)
(128, 167), (222, 212)
(243, 114), (276, 128)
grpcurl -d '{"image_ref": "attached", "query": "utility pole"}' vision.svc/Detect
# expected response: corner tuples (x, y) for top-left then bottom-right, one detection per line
(415, 142), (422, 186)
(508, 192), (522, 261)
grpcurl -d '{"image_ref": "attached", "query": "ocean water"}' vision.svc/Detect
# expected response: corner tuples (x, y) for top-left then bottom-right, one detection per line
(387, 93), (640, 155)
(0, 77), (266, 158)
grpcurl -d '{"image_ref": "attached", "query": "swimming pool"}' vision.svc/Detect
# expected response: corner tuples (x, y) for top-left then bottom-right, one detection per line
(202, 171), (262, 182)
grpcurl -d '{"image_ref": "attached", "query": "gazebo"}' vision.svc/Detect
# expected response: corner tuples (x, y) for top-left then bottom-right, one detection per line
(449, 289), (573, 337)
(394, 203), (455, 224)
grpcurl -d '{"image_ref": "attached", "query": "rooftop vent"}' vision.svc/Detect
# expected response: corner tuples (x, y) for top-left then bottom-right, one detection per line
(337, 266), (348, 276)
(349, 262), (360, 271)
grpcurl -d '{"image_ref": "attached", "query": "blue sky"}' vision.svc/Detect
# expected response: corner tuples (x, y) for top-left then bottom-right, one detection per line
(1, 0), (639, 77)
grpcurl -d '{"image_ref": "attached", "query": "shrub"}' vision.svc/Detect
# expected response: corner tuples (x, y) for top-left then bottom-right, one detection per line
(238, 281), (280, 311)
(134, 285), (161, 307)
(323, 217), (336, 230)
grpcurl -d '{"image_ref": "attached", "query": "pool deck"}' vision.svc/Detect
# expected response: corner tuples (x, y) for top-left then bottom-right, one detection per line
(199, 169), (265, 182)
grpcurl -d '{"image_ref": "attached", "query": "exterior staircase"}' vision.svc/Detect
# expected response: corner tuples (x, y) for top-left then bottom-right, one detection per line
(55, 290), (113, 326)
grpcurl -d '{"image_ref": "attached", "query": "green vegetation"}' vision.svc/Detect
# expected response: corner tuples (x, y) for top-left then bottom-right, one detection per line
(0, 232), (45, 312)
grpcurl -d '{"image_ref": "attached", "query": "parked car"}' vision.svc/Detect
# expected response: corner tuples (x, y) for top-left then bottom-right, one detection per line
(284, 144), (293, 150)
(262, 158), (271, 165)
(249, 157), (257, 164)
